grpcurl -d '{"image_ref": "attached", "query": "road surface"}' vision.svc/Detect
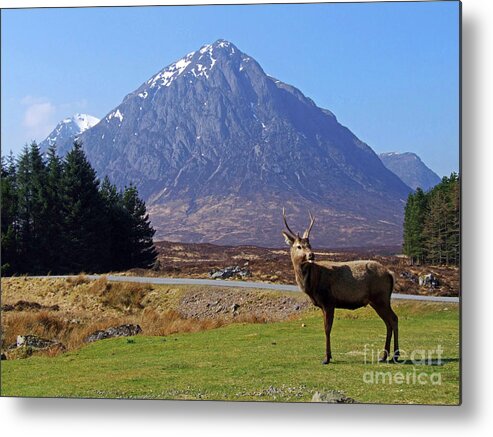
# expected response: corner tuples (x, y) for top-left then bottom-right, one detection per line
(36, 275), (460, 304)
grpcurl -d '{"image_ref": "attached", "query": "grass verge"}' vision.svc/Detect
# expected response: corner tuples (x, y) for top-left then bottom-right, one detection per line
(1, 302), (459, 404)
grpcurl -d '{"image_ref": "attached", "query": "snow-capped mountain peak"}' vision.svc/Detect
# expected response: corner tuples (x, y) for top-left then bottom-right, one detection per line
(39, 113), (100, 151)
(143, 39), (245, 92)
(200, 39), (237, 56)
(68, 113), (100, 132)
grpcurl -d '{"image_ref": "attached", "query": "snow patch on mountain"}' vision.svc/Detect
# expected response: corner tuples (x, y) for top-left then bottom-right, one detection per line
(107, 109), (124, 123)
(148, 51), (195, 89)
(197, 44), (217, 71)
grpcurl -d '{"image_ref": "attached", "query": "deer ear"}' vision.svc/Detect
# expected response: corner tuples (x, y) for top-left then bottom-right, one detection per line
(282, 231), (295, 246)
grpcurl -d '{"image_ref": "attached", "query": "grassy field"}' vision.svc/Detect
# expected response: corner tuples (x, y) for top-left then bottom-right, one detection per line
(1, 301), (460, 404)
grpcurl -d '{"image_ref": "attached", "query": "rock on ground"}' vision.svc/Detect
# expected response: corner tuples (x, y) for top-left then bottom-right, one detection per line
(5, 335), (66, 359)
(311, 390), (356, 404)
(84, 324), (142, 343)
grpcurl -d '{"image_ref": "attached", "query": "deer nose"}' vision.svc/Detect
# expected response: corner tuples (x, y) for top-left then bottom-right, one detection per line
(307, 252), (315, 261)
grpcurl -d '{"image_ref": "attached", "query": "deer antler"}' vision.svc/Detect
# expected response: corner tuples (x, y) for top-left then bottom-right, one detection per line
(282, 208), (297, 237)
(303, 211), (315, 239)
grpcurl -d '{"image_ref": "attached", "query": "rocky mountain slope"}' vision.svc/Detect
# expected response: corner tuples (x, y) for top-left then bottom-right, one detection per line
(45, 39), (411, 247)
(379, 152), (441, 191)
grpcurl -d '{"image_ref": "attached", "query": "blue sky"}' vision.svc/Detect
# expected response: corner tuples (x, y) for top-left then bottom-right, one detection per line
(1, 1), (459, 177)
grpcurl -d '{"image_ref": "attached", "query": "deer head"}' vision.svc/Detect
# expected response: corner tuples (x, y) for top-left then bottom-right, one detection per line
(281, 208), (316, 265)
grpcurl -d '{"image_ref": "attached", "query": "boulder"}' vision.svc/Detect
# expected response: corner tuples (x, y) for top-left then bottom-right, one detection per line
(6, 335), (66, 359)
(400, 271), (418, 283)
(84, 324), (142, 343)
(209, 265), (251, 279)
(311, 390), (355, 404)
(419, 273), (440, 288)
(17, 334), (58, 349)
(210, 271), (225, 279)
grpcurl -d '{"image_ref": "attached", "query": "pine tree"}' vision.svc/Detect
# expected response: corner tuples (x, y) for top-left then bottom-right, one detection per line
(60, 141), (109, 273)
(2, 143), (158, 275)
(15, 146), (33, 272)
(449, 174), (460, 265)
(122, 184), (157, 269)
(423, 188), (446, 264)
(403, 172), (460, 266)
(403, 192), (415, 261)
(15, 143), (48, 273)
(1, 152), (19, 274)
(43, 145), (66, 272)
(440, 173), (460, 266)
(403, 188), (427, 264)
(99, 176), (130, 271)
(419, 174), (460, 266)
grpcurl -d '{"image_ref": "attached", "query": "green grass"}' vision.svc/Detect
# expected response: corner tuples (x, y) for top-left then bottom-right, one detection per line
(0, 302), (460, 404)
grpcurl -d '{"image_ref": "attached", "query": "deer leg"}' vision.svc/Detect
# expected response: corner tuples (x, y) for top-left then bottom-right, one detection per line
(389, 307), (399, 362)
(322, 306), (334, 365)
(370, 303), (392, 362)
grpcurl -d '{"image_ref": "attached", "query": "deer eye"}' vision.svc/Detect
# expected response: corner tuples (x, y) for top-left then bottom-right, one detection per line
(297, 245), (302, 250)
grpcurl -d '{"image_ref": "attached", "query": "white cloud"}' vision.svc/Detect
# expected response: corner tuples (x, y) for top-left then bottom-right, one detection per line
(15, 95), (93, 147)
(21, 96), (56, 141)
(24, 102), (55, 128)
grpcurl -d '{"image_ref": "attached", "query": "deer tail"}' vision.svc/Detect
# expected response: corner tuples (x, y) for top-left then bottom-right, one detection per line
(388, 270), (395, 296)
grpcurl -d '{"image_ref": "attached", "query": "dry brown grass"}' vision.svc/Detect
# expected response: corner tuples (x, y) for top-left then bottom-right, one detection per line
(1, 308), (227, 355)
(139, 308), (224, 336)
(85, 276), (110, 295)
(2, 311), (70, 349)
(1, 276), (310, 359)
(66, 274), (90, 286)
(68, 276), (151, 312)
(101, 282), (151, 312)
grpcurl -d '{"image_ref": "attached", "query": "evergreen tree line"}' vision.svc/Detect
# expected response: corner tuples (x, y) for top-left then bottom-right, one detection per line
(403, 173), (460, 266)
(1, 142), (157, 275)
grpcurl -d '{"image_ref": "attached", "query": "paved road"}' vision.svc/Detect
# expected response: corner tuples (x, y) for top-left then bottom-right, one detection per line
(39, 275), (460, 304)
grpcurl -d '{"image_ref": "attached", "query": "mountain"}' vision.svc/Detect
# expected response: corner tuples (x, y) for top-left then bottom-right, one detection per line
(48, 39), (412, 248)
(379, 152), (441, 191)
(39, 113), (100, 152)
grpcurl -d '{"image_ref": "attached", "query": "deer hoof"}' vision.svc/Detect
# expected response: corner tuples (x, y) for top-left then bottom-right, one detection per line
(379, 353), (389, 363)
(321, 358), (331, 365)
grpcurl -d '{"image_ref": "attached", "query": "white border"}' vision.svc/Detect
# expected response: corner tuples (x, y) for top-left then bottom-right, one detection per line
(2, 0), (493, 435)
(0, 0), (425, 7)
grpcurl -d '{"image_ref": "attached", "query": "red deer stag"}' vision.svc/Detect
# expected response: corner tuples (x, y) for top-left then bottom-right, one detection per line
(282, 209), (399, 364)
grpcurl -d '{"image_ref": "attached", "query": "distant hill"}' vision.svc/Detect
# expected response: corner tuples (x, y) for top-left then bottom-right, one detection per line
(379, 152), (441, 191)
(40, 39), (411, 248)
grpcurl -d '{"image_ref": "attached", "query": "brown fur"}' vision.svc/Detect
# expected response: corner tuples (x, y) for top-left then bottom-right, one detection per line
(282, 210), (399, 364)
